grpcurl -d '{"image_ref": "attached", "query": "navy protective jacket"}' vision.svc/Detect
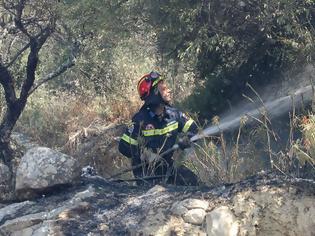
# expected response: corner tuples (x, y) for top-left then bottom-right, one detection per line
(118, 104), (198, 179)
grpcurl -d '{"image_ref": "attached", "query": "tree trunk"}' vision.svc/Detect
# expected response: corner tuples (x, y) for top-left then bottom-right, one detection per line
(0, 121), (14, 167)
(0, 140), (13, 167)
(0, 101), (24, 166)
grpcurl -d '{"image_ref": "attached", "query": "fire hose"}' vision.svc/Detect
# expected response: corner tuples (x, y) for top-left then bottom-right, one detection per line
(109, 127), (216, 182)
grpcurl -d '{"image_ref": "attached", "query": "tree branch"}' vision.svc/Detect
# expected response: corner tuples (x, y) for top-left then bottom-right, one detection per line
(28, 59), (75, 95)
(19, 28), (53, 102)
(14, 0), (30, 37)
(5, 42), (30, 68)
(28, 42), (79, 95)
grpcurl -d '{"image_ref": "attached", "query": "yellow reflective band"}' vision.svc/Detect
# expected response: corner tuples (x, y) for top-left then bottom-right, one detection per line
(143, 122), (178, 136)
(152, 77), (164, 87)
(183, 119), (194, 133)
(121, 134), (138, 145)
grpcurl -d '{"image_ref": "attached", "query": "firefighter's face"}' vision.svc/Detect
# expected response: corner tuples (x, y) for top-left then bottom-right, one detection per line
(157, 81), (171, 103)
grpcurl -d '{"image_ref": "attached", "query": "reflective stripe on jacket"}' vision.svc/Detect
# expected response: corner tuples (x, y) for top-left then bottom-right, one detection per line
(118, 105), (197, 161)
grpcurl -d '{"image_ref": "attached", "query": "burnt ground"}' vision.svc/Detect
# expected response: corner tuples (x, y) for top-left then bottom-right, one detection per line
(0, 173), (315, 236)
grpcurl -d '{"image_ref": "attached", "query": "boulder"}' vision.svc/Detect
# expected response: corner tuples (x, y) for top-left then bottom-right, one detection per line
(170, 201), (189, 216)
(181, 198), (209, 210)
(183, 208), (206, 225)
(170, 198), (209, 218)
(15, 147), (80, 194)
(205, 206), (239, 236)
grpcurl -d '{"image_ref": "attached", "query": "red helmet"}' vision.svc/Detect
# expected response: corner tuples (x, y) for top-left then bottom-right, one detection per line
(137, 71), (164, 100)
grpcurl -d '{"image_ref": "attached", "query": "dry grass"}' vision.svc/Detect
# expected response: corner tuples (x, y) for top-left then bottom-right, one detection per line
(182, 110), (315, 187)
(15, 88), (140, 149)
(289, 115), (315, 168)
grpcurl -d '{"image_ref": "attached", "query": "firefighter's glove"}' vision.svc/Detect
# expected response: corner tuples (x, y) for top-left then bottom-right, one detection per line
(178, 136), (192, 150)
(140, 148), (160, 163)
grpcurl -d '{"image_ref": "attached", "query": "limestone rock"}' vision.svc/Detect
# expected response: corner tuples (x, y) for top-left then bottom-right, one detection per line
(0, 201), (34, 222)
(181, 198), (209, 210)
(170, 201), (189, 216)
(146, 185), (166, 195)
(0, 187), (96, 235)
(171, 198), (209, 217)
(232, 187), (315, 236)
(15, 147), (80, 192)
(183, 208), (206, 225)
(205, 206), (239, 236)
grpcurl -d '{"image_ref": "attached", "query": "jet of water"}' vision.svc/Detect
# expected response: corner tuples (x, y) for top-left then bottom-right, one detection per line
(191, 85), (314, 142)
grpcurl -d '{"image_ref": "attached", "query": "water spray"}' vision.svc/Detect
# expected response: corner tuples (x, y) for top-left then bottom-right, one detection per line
(190, 85), (314, 142)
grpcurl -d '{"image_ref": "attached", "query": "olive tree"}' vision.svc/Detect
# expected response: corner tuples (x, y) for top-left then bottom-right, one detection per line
(0, 0), (77, 165)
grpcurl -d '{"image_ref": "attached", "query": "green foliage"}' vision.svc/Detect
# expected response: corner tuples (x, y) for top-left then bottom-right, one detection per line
(44, 0), (159, 101)
(134, 0), (315, 117)
(29, 0), (314, 117)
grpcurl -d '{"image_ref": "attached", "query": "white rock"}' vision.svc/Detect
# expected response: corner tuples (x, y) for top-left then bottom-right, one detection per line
(15, 147), (80, 191)
(205, 206), (239, 236)
(182, 198), (209, 210)
(170, 201), (188, 216)
(0, 201), (34, 222)
(146, 185), (166, 195)
(183, 209), (206, 225)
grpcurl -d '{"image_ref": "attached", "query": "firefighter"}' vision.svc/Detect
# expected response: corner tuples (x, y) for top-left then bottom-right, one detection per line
(118, 71), (198, 185)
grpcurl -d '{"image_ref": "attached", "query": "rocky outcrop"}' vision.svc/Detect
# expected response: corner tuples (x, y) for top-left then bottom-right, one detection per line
(15, 147), (80, 199)
(0, 174), (314, 235)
